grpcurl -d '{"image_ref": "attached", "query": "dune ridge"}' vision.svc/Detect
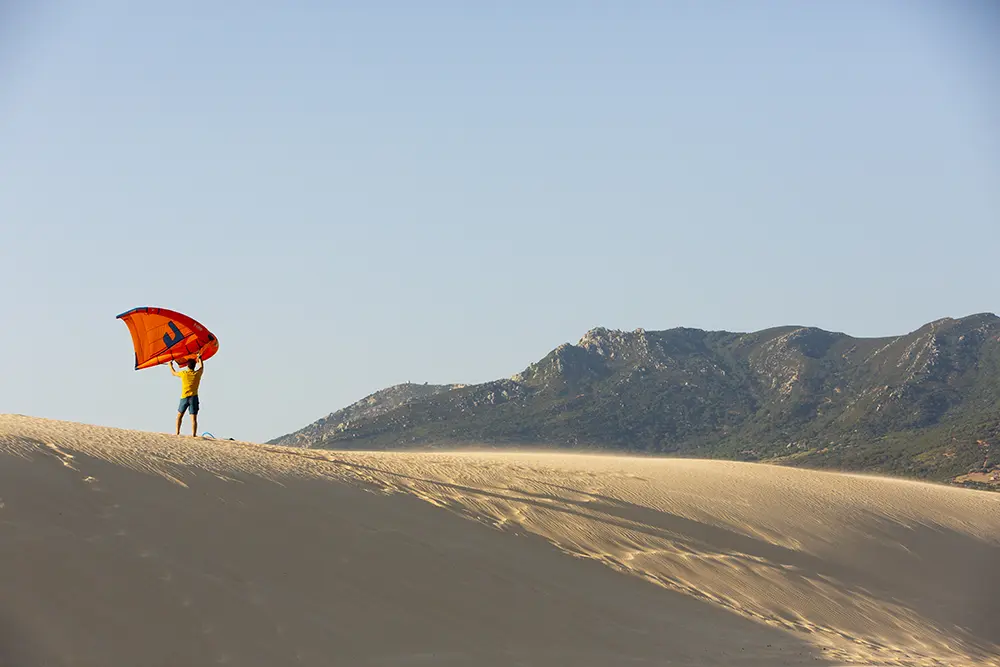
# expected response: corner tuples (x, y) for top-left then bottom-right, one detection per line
(2, 414), (998, 666)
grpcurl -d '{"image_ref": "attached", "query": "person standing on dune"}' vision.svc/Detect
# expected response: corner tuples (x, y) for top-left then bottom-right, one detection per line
(170, 352), (204, 436)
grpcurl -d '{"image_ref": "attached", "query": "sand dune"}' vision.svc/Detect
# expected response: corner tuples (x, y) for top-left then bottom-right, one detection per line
(1, 415), (997, 666)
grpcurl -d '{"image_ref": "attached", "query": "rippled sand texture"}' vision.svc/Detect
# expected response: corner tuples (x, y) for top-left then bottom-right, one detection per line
(1, 414), (997, 666)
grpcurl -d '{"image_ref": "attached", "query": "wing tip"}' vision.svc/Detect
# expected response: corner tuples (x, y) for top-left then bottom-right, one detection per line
(116, 306), (151, 319)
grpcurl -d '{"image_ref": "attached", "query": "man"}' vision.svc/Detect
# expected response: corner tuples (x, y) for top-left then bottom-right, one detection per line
(170, 353), (204, 436)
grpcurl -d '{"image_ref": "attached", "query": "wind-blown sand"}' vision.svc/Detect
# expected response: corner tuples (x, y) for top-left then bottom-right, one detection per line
(1, 415), (997, 666)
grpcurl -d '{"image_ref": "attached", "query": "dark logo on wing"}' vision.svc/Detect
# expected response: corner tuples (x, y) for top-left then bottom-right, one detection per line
(163, 321), (184, 348)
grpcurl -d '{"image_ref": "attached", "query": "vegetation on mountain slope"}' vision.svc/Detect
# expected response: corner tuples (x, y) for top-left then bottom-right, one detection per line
(270, 314), (1000, 487)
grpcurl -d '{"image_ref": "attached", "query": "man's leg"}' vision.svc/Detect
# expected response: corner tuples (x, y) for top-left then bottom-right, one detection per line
(176, 397), (188, 435)
(191, 396), (199, 437)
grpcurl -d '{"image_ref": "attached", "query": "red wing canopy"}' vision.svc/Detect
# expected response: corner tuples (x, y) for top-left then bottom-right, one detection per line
(116, 307), (219, 370)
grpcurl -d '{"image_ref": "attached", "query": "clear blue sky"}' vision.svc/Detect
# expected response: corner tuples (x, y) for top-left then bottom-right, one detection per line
(1, 1), (997, 442)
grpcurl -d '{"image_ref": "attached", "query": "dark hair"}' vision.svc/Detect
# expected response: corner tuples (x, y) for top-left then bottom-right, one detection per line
(187, 359), (197, 370)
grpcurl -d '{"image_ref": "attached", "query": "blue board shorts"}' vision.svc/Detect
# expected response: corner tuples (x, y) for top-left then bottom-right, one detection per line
(178, 395), (200, 415)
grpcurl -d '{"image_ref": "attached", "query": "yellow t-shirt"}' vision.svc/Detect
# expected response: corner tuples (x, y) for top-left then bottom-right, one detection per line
(178, 367), (203, 398)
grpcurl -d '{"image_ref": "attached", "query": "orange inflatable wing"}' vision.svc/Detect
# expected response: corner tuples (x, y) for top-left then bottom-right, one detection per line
(116, 307), (219, 370)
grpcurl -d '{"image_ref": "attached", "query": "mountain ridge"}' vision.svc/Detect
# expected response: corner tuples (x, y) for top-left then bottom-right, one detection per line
(270, 313), (1000, 488)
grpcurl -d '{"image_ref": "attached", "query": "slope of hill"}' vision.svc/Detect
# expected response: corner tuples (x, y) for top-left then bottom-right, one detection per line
(269, 314), (1000, 485)
(275, 382), (461, 448)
